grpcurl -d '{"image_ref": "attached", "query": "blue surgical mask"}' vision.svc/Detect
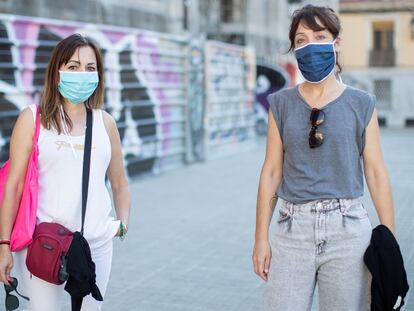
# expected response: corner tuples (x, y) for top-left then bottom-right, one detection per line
(58, 71), (99, 104)
(294, 41), (336, 83)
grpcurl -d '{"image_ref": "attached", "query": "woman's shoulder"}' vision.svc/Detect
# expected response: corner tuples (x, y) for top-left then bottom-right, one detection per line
(343, 86), (376, 126)
(98, 109), (118, 138)
(344, 85), (375, 103)
(99, 109), (116, 123)
(9, 106), (36, 147)
(267, 87), (297, 106)
(19, 105), (37, 127)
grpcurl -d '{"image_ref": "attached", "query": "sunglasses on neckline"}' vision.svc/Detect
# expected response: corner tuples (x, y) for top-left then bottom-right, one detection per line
(4, 277), (30, 311)
(309, 108), (325, 148)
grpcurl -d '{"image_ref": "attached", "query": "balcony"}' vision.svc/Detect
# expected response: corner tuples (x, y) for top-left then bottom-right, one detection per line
(369, 49), (396, 67)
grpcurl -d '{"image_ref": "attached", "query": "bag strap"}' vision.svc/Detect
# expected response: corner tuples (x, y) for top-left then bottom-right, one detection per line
(32, 105), (41, 144)
(81, 108), (93, 235)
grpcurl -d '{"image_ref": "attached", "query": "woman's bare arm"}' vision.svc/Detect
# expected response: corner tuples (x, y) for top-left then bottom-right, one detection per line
(0, 108), (34, 283)
(102, 111), (131, 231)
(253, 110), (284, 281)
(363, 109), (395, 234)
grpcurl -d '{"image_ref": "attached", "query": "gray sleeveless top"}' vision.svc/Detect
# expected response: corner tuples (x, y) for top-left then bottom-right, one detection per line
(268, 85), (376, 204)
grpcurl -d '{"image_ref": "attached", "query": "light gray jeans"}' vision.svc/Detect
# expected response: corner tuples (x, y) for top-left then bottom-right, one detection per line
(264, 198), (372, 311)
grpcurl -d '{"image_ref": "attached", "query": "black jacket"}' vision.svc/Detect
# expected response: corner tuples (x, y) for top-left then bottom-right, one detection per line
(64, 232), (103, 311)
(364, 225), (409, 311)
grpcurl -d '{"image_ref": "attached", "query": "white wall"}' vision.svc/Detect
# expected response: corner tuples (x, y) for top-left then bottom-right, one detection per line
(343, 69), (414, 127)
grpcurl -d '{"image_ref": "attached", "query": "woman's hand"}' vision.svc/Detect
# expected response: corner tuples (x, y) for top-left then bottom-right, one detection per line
(252, 240), (272, 282)
(114, 221), (128, 238)
(0, 245), (13, 285)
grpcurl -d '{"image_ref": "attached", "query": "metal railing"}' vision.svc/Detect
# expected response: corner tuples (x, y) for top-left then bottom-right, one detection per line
(369, 49), (396, 67)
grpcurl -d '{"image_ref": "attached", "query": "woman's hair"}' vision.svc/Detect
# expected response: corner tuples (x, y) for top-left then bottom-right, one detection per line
(40, 33), (105, 133)
(288, 5), (342, 73)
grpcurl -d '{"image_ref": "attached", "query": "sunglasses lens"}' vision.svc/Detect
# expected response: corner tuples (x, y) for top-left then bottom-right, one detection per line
(310, 109), (325, 126)
(309, 130), (324, 148)
(6, 294), (19, 310)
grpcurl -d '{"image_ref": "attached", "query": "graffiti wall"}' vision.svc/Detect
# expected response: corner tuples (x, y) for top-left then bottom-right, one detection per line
(204, 41), (256, 158)
(0, 14), (257, 176)
(0, 14), (190, 176)
(185, 38), (206, 163)
(255, 62), (290, 135)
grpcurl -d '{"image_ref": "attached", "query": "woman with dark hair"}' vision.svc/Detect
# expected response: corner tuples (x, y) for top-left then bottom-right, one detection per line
(0, 34), (131, 310)
(252, 5), (395, 310)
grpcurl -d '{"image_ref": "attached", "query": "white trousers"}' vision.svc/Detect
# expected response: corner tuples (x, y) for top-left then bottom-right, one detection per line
(12, 239), (113, 311)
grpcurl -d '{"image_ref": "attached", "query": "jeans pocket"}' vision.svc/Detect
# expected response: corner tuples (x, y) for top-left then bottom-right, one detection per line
(276, 209), (293, 232)
(277, 210), (291, 223)
(341, 202), (368, 220)
(340, 202), (372, 237)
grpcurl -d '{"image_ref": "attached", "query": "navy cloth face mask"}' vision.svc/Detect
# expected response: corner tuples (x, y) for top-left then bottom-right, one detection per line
(295, 41), (336, 83)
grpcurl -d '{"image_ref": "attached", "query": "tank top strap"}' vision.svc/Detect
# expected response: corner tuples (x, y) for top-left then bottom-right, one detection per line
(93, 109), (105, 131)
(92, 108), (111, 145)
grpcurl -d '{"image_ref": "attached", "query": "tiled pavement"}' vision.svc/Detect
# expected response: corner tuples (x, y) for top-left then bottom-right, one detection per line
(2, 129), (413, 311)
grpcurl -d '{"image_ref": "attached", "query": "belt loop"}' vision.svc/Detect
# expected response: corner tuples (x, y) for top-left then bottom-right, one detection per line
(338, 198), (345, 213)
(286, 202), (293, 215)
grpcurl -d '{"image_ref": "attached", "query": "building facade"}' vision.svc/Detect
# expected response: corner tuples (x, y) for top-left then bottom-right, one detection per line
(0, 0), (184, 33)
(201, 0), (339, 62)
(340, 0), (414, 127)
(0, 0), (340, 64)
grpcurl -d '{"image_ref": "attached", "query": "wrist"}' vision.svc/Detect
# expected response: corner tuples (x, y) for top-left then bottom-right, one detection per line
(255, 237), (269, 244)
(255, 230), (269, 243)
(383, 223), (396, 235)
(0, 243), (11, 251)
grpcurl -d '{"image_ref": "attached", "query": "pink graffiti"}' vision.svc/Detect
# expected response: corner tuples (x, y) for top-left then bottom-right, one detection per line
(45, 25), (76, 39)
(105, 30), (126, 44)
(12, 20), (40, 104)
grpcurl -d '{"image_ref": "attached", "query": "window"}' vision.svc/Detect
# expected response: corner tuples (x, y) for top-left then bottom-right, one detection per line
(374, 80), (392, 110)
(221, 0), (245, 23)
(372, 21), (394, 51)
(370, 21), (395, 66)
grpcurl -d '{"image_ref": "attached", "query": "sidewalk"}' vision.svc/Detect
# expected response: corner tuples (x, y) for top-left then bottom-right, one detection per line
(103, 128), (414, 311)
(3, 129), (414, 311)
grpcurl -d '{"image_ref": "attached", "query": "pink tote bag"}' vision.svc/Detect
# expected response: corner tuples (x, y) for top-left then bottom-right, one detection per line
(0, 105), (40, 251)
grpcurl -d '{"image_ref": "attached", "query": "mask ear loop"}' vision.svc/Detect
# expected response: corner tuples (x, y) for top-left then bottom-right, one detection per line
(59, 105), (78, 159)
(332, 39), (344, 84)
(337, 73), (343, 84)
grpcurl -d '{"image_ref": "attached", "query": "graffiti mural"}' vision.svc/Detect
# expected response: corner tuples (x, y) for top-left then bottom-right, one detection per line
(0, 14), (189, 176)
(0, 14), (258, 175)
(204, 41), (256, 158)
(255, 62), (290, 135)
(186, 38), (205, 162)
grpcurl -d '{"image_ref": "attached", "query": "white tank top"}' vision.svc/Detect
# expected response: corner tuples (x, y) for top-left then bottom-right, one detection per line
(29, 105), (119, 249)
